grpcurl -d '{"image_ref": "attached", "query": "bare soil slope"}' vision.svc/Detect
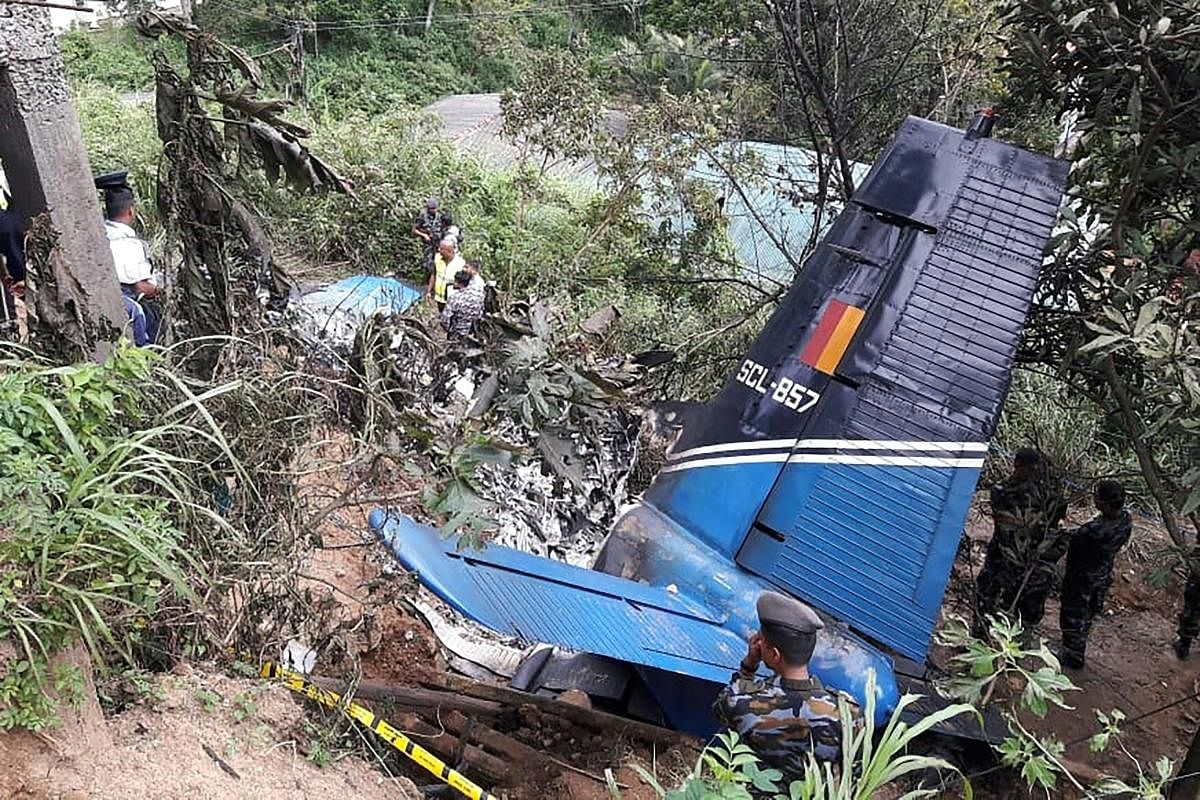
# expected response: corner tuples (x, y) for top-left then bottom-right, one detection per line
(949, 498), (1199, 785)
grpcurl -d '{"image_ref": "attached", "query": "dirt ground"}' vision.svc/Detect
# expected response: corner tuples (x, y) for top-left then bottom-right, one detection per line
(946, 498), (1199, 791)
(0, 665), (421, 800)
(7, 432), (1198, 799)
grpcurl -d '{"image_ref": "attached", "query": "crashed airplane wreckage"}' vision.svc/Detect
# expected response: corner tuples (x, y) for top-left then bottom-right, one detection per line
(371, 113), (1070, 739)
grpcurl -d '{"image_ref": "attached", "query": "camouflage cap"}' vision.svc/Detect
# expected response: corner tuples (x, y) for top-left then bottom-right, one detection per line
(757, 591), (824, 635)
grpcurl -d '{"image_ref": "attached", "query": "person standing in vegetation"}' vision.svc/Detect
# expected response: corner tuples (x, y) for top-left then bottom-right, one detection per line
(428, 236), (464, 312)
(441, 269), (484, 340)
(1057, 480), (1133, 669)
(99, 172), (162, 345)
(413, 197), (453, 278)
(974, 448), (1069, 639)
(1176, 558), (1200, 659)
(713, 592), (857, 777)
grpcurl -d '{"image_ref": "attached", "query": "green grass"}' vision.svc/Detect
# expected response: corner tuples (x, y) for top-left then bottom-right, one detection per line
(0, 344), (245, 731)
(60, 25), (158, 91)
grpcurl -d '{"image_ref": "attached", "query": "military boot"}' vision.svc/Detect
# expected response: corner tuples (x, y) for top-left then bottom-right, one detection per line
(1054, 647), (1085, 670)
(1175, 638), (1192, 660)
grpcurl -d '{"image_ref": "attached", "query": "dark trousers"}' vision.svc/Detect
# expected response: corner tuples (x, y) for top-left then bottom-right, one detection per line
(1059, 575), (1111, 661)
(976, 545), (1055, 635)
(1180, 572), (1200, 641)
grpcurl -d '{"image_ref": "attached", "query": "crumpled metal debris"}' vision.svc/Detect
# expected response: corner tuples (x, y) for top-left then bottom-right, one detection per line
(350, 300), (669, 567)
(474, 407), (640, 567)
(288, 275), (422, 367)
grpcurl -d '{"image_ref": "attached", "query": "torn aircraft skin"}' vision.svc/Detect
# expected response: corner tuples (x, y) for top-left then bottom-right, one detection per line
(372, 114), (1070, 737)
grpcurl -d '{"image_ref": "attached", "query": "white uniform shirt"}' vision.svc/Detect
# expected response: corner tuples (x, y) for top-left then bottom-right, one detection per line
(105, 220), (155, 286)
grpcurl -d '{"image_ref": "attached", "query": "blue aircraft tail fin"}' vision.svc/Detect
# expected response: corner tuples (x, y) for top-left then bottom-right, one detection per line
(646, 116), (1069, 662)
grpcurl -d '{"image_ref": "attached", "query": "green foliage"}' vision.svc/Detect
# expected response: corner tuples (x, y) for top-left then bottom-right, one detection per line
(628, 673), (975, 800)
(996, 728), (1064, 792)
(417, 429), (516, 548)
(939, 613), (1177, 796)
(614, 27), (728, 100)
(302, 718), (341, 767)
(0, 343), (264, 731)
(97, 667), (165, 712)
(195, 688), (222, 713)
(1004, 0), (1200, 538)
(197, 0), (588, 117)
(1089, 708), (1126, 754)
(71, 81), (163, 238)
(938, 614), (1076, 718)
(639, 0), (757, 36)
(60, 26), (156, 91)
(231, 691), (258, 722)
(0, 346), (203, 730)
(992, 368), (1149, 495)
(1092, 757), (1173, 799)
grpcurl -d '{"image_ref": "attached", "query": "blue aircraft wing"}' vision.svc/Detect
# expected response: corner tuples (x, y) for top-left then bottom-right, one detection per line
(369, 509), (749, 684)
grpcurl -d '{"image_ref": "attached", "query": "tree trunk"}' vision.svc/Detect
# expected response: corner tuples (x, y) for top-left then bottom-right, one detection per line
(424, 0), (437, 32)
(0, 5), (127, 363)
(1103, 359), (1189, 551)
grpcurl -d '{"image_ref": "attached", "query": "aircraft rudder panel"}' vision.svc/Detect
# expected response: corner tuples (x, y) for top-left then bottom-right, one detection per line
(650, 116), (1069, 660)
(743, 119), (1068, 660)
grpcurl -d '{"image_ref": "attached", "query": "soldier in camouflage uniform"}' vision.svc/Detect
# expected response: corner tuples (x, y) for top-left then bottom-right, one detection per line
(1174, 550), (1200, 659)
(974, 448), (1069, 639)
(1057, 480), (1133, 669)
(713, 592), (859, 777)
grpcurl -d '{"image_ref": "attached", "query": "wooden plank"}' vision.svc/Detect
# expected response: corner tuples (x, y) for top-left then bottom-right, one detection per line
(392, 711), (511, 784)
(311, 676), (503, 718)
(421, 673), (697, 747)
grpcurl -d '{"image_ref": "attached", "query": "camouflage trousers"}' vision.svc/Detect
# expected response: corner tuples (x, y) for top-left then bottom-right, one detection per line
(1179, 572), (1200, 641)
(1059, 576), (1112, 662)
(975, 553), (1057, 636)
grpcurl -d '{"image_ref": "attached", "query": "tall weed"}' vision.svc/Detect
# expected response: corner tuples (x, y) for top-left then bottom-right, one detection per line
(0, 345), (213, 729)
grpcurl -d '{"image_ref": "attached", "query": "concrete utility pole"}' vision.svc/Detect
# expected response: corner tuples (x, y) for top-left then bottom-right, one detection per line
(0, 2), (127, 362)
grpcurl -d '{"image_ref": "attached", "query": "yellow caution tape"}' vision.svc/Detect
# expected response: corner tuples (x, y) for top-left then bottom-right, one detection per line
(261, 662), (499, 800)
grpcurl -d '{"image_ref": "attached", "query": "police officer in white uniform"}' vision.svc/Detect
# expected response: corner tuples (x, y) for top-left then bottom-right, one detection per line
(97, 171), (161, 345)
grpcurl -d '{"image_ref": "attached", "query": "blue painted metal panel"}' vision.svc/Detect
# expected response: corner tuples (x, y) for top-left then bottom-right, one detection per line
(645, 118), (1068, 664)
(370, 510), (747, 684)
(597, 504), (898, 726)
(753, 462), (977, 660)
(646, 461), (785, 558)
(308, 275), (422, 316)
(372, 505), (900, 732)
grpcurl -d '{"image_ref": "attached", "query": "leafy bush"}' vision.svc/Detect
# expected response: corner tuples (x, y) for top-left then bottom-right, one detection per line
(940, 613), (1175, 797)
(0, 345), (208, 729)
(71, 81), (163, 237)
(60, 26), (157, 92)
(991, 368), (1151, 502)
